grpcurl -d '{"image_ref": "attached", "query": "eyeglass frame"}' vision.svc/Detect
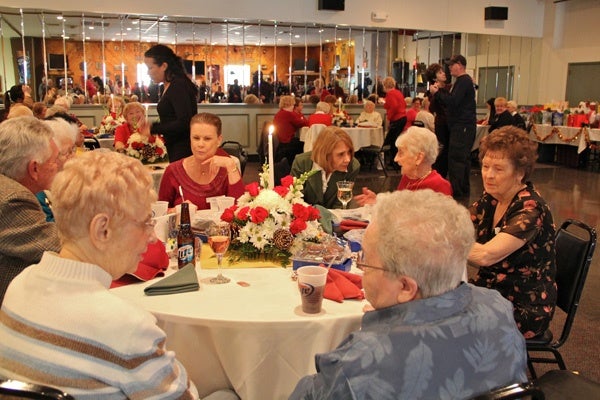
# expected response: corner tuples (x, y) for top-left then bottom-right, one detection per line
(355, 250), (391, 273)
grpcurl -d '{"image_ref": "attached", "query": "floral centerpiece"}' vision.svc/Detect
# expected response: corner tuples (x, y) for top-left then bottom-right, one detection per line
(97, 111), (126, 137)
(125, 132), (168, 164)
(220, 168), (324, 266)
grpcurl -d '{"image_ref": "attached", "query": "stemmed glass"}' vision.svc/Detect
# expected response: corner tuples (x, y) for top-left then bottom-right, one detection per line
(336, 181), (354, 210)
(208, 223), (231, 284)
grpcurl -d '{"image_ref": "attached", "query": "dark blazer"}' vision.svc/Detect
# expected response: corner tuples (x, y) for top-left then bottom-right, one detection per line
(489, 110), (514, 133)
(0, 174), (60, 304)
(291, 152), (360, 209)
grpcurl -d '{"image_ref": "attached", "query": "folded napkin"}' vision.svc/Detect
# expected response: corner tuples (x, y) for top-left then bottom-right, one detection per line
(339, 218), (369, 232)
(144, 263), (199, 296)
(111, 241), (169, 288)
(315, 205), (335, 234)
(324, 267), (364, 303)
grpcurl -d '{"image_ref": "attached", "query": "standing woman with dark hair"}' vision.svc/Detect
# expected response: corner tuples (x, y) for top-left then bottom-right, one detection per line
(382, 76), (407, 167)
(426, 63), (451, 178)
(143, 44), (198, 162)
(2, 85), (34, 121)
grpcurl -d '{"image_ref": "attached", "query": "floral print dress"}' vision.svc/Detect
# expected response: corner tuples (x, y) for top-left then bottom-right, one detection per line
(469, 182), (557, 338)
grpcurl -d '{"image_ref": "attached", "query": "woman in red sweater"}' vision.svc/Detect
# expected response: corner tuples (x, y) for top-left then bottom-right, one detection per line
(382, 76), (407, 166)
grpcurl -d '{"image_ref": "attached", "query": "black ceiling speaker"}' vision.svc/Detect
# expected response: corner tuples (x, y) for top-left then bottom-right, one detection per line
(318, 0), (345, 11)
(485, 6), (508, 21)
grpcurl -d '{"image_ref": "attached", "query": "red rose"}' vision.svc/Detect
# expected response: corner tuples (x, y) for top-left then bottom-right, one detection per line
(237, 206), (250, 221)
(221, 205), (238, 222)
(155, 147), (164, 155)
(308, 206), (320, 221)
(290, 218), (307, 235)
(245, 182), (260, 197)
(250, 206), (269, 223)
(273, 185), (289, 197)
(280, 175), (294, 188)
(292, 203), (310, 220)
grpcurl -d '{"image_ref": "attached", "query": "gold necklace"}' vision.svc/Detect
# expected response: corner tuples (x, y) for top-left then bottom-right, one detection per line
(406, 169), (432, 190)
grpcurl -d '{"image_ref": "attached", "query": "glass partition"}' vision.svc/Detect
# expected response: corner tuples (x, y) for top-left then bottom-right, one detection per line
(0, 6), (541, 105)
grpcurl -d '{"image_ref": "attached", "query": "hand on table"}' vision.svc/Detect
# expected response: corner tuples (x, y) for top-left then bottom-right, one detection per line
(354, 187), (377, 206)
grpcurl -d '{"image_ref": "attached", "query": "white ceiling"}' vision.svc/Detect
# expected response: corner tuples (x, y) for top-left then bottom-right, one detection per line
(0, 7), (433, 47)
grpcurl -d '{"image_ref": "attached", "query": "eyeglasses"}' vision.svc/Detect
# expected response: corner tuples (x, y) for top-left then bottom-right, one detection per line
(58, 145), (77, 160)
(133, 215), (156, 232)
(356, 251), (389, 273)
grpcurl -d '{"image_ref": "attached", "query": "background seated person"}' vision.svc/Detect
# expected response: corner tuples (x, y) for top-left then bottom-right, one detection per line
(507, 100), (526, 130)
(159, 112), (245, 210)
(0, 117), (61, 304)
(273, 95), (308, 164)
(356, 126), (452, 205)
(355, 100), (382, 127)
(308, 101), (333, 126)
(488, 97), (514, 133)
(468, 126), (556, 339)
(290, 190), (527, 399)
(291, 126), (360, 209)
(114, 102), (153, 152)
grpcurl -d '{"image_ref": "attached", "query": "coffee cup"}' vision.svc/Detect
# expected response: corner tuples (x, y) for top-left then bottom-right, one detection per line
(151, 201), (169, 218)
(297, 265), (328, 314)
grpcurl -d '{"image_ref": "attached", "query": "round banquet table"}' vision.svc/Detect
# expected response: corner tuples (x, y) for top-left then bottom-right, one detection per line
(111, 265), (366, 400)
(300, 126), (384, 150)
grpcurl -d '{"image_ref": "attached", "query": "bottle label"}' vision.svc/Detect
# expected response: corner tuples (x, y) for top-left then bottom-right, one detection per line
(178, 244), (194, 265)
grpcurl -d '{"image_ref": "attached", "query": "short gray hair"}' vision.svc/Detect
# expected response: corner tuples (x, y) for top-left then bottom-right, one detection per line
(371, 190), (474, 298)
(395, 126), (440, 166)
(0, 116), (54, 182)
(44, 118), (78, 148)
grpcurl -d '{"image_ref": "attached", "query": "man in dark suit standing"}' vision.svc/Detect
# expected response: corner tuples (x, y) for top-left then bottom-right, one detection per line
(429, 55), (476, 201)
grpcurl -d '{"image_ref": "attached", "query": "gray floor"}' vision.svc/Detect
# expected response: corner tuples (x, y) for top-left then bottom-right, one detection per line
(243, 160), (600, 381)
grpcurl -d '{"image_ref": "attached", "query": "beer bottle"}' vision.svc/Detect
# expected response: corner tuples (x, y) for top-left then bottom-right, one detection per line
(177, 202), (195, 268)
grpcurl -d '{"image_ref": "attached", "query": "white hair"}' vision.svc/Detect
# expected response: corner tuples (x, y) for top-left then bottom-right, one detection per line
(44, 118), (78, 148)
(395, 126), (440, 166)
(371, 190), (474, 298)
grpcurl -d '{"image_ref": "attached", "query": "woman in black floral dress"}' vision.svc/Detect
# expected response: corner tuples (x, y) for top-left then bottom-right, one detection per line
(468, 126), (556, 339)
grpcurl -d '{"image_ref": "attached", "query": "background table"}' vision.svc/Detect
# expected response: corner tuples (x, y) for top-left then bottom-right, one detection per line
(111, 266), (365, 400)
(300, 126), (384, 150)
(97, 137), (114, 150)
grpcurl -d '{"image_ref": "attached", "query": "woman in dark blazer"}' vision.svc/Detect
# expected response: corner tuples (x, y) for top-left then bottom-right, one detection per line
(291, 126), (360, 209)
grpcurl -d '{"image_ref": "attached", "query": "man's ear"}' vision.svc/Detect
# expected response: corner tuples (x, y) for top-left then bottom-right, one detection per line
(396, 275), (420, 303)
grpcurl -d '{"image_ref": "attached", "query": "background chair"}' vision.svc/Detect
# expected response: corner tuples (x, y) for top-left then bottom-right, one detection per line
(535, 370), (600, 400)
(220, 140), (248, 176)
(0, 379), (74, 399)
(303, 123), (327, 152)
(526, 219), (597, 378)
(83, 136), (100, 151)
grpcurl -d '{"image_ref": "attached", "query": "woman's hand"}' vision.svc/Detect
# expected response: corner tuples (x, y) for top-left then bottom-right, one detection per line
(354, 187), (377, 206)
(202, 155), (241, 183)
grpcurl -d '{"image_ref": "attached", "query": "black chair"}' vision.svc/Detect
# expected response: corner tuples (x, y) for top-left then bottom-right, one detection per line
(220, 140), (248, 176)
(471, 382), (545, 400)
(526, 219), (597, 378)
(83, 136), (100, 151)
(358, 144), (388, 176)
(0, 379), (75, 399)
(535, 370), (600, 400)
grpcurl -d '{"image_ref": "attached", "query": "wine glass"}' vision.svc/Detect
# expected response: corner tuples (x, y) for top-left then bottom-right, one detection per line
(208, 222), (231, 284)
(336, 180), (354, 210)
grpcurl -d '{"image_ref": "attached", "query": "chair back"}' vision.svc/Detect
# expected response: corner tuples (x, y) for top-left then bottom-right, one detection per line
(0, 379), (75, 399)
(83, 137), (100, 151)
(470, 381), (545, 400)
(554, 219), (596, 344)
(303, 124), (327, 152)
(220, 141), (248, 175)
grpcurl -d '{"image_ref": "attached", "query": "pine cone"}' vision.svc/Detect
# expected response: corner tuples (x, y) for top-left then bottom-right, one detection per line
(273, 228), (294, 250)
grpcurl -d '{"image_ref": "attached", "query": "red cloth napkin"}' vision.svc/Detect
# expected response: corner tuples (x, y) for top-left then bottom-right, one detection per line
(339, 219), (369, 232)
(323, 267), (364, 303)
(110, 241), (169, 288)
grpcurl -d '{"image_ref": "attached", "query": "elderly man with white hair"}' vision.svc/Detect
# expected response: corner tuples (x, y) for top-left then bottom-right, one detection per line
(291, 190), (527, 400)
(0, 116), (61, 304)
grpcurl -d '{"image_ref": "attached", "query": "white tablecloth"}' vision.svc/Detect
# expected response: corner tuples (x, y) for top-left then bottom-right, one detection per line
(111, 266), (365, 400)
(529, 124), (600, 153)
(300, 126), (384, 150)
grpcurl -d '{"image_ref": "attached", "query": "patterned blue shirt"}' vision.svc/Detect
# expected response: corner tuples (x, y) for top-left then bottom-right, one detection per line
(290, 283), (527, 400)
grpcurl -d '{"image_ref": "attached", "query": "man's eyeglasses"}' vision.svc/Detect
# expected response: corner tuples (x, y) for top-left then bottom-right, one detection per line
(58, 145), (77, 159)
(356, 251), (389, 272)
